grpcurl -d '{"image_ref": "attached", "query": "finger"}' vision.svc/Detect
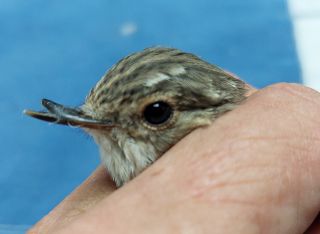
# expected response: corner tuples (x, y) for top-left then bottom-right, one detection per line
(28, 166), (116, 234)
(53, 83), (320, 234)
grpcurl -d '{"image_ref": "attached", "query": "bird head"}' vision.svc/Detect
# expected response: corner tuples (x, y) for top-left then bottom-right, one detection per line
(25, 47), (247, 186)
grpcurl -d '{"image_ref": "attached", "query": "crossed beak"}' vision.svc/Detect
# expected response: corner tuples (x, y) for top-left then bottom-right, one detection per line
(24, 99), (113, 129)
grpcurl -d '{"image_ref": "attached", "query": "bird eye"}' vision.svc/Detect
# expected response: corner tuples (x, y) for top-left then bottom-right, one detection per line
(143, 101), (173, 125)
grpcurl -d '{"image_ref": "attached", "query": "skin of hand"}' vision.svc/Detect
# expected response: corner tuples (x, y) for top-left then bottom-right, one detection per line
(28, 83), (320, 234)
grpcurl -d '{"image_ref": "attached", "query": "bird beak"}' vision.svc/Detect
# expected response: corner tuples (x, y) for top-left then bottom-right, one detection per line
(24, 99), (114, 129)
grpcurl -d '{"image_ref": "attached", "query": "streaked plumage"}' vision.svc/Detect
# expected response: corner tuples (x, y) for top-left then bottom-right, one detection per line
(25, 47), (247, 187)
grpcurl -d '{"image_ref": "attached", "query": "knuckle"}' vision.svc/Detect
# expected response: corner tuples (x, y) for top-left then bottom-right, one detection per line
(253, 83), (320, 115)
(264, 83), (320, 102)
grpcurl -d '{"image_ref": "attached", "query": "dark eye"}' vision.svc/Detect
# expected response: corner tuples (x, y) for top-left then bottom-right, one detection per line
(143, 101), (173, 125)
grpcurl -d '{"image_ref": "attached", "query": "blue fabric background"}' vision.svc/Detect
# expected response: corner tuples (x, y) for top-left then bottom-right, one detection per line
(0, 0), (300, 226)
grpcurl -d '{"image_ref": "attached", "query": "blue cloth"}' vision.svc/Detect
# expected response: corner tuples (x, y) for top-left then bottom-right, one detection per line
(0, 0), (300, 226)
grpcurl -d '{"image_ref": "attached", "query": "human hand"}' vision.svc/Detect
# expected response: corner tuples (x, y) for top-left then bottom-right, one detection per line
(28, 83), (320, 234)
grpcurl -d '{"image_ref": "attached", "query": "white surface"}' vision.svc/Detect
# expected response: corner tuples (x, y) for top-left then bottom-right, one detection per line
(288, 0), (320, 91)
(289, 0), (320, 17)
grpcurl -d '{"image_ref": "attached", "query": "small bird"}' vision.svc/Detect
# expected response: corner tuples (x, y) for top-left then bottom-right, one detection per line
(25, 47), (247, 187)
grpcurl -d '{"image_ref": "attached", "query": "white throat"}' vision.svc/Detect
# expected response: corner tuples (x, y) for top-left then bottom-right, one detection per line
(88, 128), (157, 187)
